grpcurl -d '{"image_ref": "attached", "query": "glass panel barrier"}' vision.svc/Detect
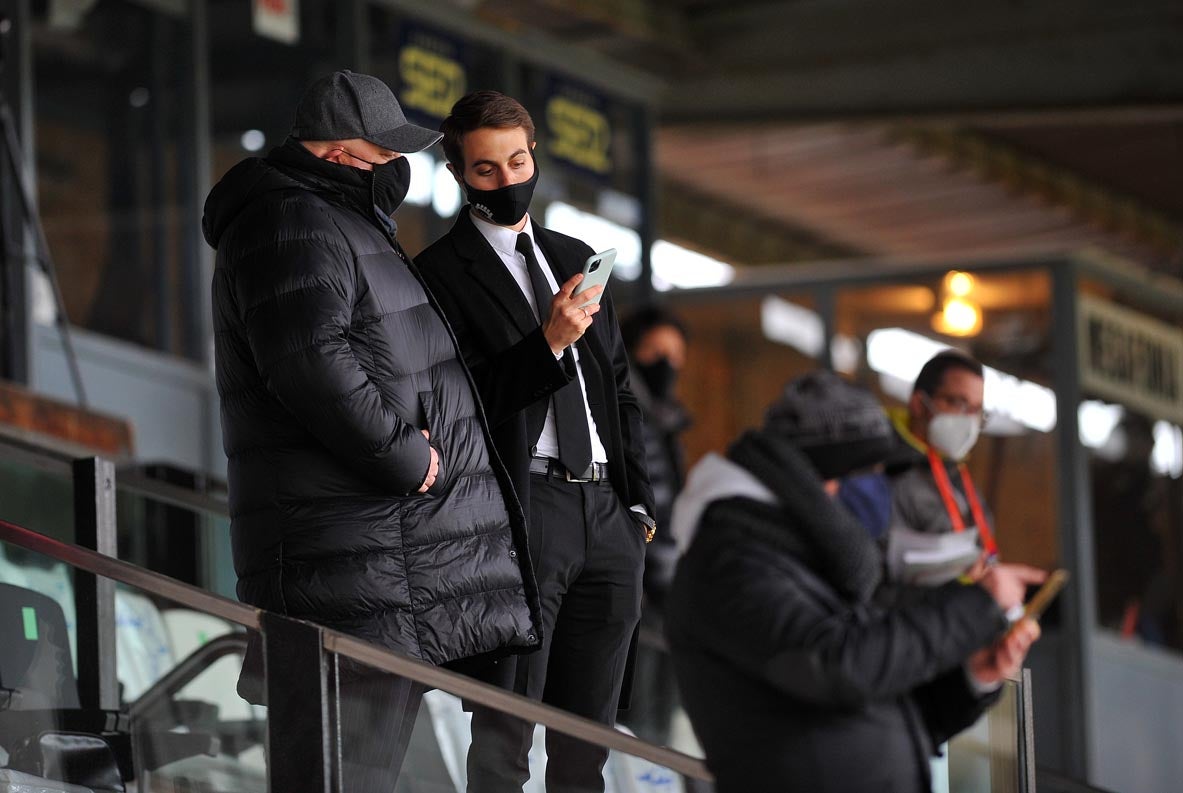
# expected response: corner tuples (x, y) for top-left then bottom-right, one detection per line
(326, 654), (710, 793)
(1, 512), (1037, 793)
(944, 677), (1029, 793)
(113, 470), (236, 600)
(0, 533), (265, 793)
(131, 625), (267, 793)
(0, 519), (711, 792)
(0, 455), (73, 543)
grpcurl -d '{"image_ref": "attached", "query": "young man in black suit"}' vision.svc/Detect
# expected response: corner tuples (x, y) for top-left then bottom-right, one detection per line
(416, 90), (655, 793)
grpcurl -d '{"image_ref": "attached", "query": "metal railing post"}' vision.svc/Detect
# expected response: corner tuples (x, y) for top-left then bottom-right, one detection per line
(72, 455), (118, 711)
(263, 611), (338, 793)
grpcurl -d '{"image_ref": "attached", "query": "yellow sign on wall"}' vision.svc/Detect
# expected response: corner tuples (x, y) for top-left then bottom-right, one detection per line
(398, 38), (466, 121)
(546, 94), (611, 176)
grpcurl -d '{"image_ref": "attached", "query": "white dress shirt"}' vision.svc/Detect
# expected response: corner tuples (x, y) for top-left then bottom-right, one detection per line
(471, 211), (609, 465)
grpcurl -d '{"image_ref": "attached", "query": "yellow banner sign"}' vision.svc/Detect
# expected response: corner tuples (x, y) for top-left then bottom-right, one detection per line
(399, 43), (465, 121)
(547, 95), (611, 176)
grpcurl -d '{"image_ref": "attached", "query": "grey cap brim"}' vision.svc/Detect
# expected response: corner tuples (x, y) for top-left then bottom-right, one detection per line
(364, 123), (443, 154)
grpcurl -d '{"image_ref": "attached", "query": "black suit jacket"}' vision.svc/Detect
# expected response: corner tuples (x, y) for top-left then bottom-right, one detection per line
(416, 209), (655, 523)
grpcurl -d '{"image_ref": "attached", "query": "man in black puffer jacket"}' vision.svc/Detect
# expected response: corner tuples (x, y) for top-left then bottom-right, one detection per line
(202, 71), (542, 790)
(667, 371), (1044, 792)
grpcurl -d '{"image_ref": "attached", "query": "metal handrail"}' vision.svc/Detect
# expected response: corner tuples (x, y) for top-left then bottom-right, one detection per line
(0, 518), (713, 780)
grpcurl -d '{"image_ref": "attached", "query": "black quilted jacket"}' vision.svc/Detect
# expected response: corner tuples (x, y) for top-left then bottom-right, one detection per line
(202, 141), (541, 666)
(667, 431), (1008, 792)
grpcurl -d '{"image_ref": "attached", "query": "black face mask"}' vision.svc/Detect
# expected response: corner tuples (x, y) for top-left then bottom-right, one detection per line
(464, 164), (539, 226)
(369, 156), (412, 216)
(638, 357), (678, 399)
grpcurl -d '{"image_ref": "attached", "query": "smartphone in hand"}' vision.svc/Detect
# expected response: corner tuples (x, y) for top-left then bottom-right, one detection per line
(573, 248), (617, 307)
(1023, 569), (1069, 621)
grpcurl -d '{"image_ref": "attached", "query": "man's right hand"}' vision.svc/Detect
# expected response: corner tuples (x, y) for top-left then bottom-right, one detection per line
(543, 273), (602, 356)
(417, 429), (440, 493)
(975, 563), (1047, 614)
(968, 617), (1041, 687)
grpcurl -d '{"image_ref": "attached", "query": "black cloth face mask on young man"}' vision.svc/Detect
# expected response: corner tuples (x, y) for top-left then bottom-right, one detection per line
(464, 160), (540, 226)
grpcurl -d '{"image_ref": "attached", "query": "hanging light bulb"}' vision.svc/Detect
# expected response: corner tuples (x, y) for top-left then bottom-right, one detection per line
(933, 297), (982, 336)
(932, 270), (983, 336)
(946, 270), (975, 298)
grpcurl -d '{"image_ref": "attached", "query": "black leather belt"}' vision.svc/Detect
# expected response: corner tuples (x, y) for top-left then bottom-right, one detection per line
(529, 457), (610, 483)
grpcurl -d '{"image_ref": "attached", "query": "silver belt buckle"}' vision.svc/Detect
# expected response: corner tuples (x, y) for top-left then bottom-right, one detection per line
(565, 463), (596, 482)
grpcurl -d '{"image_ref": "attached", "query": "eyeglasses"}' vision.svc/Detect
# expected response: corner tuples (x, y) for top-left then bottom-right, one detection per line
(921, 392), (993, 427)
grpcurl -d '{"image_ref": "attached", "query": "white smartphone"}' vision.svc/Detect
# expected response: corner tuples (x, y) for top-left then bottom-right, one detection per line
(572, 248), (617, 307)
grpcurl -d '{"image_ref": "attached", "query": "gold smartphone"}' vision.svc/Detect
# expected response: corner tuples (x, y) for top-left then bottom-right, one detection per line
(1024, 568), (1070, 621)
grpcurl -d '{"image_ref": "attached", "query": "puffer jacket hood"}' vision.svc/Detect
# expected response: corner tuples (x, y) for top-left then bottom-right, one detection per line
(670, 451), (774, 554)
(203, 157), (298, 250)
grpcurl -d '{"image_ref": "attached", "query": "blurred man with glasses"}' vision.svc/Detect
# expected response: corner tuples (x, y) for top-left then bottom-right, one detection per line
(880, 349), (1002, 584)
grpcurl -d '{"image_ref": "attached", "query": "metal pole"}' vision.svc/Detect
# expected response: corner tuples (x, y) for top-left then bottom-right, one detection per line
(817, 284), (836, 371)
(1051, 261), (1095, 781)
(72, 456), (119, 711)
(263, 612), (337, 793)
(635, 103), (656, 303)
(0, 2), (25, 384)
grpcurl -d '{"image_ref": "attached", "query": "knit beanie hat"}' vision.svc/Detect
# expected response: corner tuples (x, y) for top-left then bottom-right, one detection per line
(763, 370), (895, 480)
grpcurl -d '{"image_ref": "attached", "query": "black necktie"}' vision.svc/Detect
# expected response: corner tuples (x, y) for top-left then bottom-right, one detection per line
(516, 232), (593, 475)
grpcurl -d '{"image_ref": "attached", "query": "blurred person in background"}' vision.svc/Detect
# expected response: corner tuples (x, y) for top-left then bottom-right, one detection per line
(667, 370), (1044, 792)
(620, 305), (692, 744)
(621, 304), (691, 605)
(883, 350), (999, 584)
(1090, 412), (1177, 646)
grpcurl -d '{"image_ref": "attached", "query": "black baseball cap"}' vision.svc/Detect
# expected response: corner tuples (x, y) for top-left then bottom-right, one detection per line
(291, 70), (442, 153)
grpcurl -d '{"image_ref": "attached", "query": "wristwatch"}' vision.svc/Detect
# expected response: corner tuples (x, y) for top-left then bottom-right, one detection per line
(633, 511), (657, 544)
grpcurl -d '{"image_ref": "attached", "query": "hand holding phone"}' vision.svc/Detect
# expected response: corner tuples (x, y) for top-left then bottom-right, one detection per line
(572, 248), (617, 308)
(1022, 568), (1069, 622)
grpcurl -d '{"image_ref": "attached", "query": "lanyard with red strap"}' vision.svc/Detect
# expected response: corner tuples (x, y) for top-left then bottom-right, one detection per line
(926, 447), (999, 558)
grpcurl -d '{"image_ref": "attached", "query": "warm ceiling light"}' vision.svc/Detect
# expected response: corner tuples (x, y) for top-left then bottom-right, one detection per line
(946, 270), (975, 298)
(932, 297), (982, 336)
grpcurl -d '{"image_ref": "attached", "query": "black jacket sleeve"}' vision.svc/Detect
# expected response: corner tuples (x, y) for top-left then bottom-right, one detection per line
(674, 525), (1009, 710)
(912, 666), (1001, 747)
(417, 260), (570, 428)
(231, 234), (430, 494)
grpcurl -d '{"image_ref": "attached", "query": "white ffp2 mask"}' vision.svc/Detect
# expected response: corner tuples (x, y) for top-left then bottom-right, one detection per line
(928, 413), (981, 460)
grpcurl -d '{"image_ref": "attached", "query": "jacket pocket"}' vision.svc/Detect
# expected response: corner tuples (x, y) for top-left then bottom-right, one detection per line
(418, 390), (452, 494)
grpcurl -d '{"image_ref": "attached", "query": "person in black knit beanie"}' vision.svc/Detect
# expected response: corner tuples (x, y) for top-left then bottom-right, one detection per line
(666, 370), (1045, 792)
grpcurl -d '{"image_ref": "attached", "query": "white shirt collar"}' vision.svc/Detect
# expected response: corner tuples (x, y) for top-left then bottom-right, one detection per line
(470, 209), (536, 261)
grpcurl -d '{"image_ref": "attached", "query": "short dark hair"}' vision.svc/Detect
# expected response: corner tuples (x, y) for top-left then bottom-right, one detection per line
(620, 304), (689, 354)
(913, 350), (984, 397)
(440, 90), (536, 172)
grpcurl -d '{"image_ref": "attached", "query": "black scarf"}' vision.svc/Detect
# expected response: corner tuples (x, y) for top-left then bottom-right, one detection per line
(266, 138), (399, 228)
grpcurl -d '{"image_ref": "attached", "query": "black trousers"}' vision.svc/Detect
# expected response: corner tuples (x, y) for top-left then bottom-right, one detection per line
(337, 671), (424, 792)
(467, 474), (645, 793)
